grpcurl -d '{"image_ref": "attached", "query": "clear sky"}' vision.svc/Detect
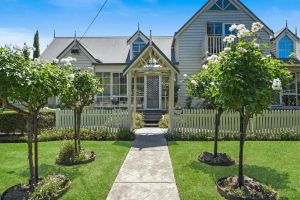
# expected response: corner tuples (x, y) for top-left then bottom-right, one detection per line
(1, 0), (300, 51)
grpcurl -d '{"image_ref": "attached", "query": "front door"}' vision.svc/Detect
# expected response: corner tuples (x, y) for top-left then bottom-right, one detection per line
(146, 76), (160, 109)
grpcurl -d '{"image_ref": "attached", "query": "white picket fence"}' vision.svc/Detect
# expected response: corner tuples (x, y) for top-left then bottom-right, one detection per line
(55, 109), (129, 132)
(174, 109), (300, 134)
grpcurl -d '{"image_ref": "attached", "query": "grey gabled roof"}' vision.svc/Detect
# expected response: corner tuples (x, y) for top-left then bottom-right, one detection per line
(40, 36), (174, 64)
(273, 27), (299, 41)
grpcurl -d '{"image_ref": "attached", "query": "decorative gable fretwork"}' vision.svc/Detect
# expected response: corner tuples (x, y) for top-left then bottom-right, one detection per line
(209, 0), (238, 11)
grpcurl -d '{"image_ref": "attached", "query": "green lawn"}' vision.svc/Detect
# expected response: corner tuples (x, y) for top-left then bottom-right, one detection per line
(168, 141), (300, 200)
(0, 141), (131, 200)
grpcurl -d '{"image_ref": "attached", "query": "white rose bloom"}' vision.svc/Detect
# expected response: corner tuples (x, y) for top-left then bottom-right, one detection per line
(254, 43), (260, 47)
(224, 47), (231, 52)
(202, 64), (208, 70)
(251, 22), (264, 33)
(272, 79), (282, 91)
(191, 80), (198, 86)
(68, 74), (75, 80)
(53, 58), (59, 64)
(237, 47), (247, 53)
(237, 28), (250, 38)
(207, 55), (220, 64)
(229, 24), (238, 32)
(210, 82), (215, 86)
(183, 74), (188, 77)
(223, 35), (236, 44)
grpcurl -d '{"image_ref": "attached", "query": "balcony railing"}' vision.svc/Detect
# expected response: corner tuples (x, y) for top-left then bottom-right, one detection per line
(205, 35), (236, 55)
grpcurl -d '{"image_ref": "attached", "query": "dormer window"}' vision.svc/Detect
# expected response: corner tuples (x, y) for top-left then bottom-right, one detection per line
(132, 37), (146, 58)
(210, 0), (238, 11)
(278, 35), (294, 59)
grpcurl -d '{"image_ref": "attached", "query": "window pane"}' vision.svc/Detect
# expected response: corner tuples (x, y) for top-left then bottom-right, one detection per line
(120, 75), (127, 84)
(215, 24), (222, 35)
(103, 85), (110, 96)
(120, 85), (127, 96)
(282, 95), (296, 106)
(207, 24), (215, 35)
(113, 85), (120, 95)
(113, 73), (120, 84)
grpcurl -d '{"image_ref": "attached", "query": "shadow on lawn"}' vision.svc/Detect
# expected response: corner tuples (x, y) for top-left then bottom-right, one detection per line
(190, 161), (290, 190)
(19, 163), (83, 180)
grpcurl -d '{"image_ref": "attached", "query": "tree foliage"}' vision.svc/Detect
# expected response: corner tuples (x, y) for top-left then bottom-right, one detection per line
(60, 69), (102, 153)
(0, 45), (69, 185)
(33, 31), (40, 59)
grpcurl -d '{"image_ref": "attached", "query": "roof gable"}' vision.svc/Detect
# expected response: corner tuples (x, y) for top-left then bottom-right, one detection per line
(175, 0), (273, 38)
(127, 30), (149, 45)
(56, 39), (100, 63)
(273, 27), (299, 42)
(123, 42), (179, 75)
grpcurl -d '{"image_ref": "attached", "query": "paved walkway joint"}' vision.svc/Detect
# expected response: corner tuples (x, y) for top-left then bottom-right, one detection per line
(106, 128), (180, 200)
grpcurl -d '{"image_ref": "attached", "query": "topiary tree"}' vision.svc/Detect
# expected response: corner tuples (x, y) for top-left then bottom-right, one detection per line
(0, 46), (69, 186)
(186, 60), (225, 159)
(60, 69), (102, 154)
(214, 23), (291, 188)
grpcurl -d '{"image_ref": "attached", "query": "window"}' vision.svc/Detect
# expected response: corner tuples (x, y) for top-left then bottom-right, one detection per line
(132, 38), (146, 58)
(278, 35), (294, 59)
(207, 23), (223, 36)
(281, 72), (300, 107)
(210, 0), (237, 11)
(95, 72), (127, 108)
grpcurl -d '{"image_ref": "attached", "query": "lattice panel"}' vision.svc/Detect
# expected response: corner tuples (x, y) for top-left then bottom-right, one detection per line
(147, 76), (160, 109)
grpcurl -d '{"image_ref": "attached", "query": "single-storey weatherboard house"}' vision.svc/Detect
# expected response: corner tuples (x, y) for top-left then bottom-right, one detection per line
(41, 0), (300, 128)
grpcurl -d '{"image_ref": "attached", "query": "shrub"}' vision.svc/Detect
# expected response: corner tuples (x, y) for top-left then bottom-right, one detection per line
(159, 115), (169, 128)
(0, 128), (134, 143)
(56, 140), (92, 165)
(29, 174), (70, 200)
(135, 113), (144, 129)
(56, 141), (76, 165)
(165, 129), (300, 141)
(0, 110), (55, 133)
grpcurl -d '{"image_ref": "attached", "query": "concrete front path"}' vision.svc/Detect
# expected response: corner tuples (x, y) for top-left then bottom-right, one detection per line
(106, 128), (180, 200)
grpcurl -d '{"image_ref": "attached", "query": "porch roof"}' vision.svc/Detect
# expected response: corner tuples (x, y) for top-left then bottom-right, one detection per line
(123, 42), (180, 75)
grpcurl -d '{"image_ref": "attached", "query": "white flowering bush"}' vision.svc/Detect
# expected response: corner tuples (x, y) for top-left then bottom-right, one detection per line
(60, 70), (103, 154)
(187, 22), (291, 187)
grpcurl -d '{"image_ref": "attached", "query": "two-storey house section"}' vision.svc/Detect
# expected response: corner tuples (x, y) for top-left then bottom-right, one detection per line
(271, 26), (300, 108)
(173, 0), (274, 105)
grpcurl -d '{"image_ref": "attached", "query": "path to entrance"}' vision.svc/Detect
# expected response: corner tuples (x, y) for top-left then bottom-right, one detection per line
(106, 128), (180, 200)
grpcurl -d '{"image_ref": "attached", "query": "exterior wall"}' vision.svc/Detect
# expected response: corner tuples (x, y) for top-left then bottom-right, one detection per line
(174, 9), (272, 107)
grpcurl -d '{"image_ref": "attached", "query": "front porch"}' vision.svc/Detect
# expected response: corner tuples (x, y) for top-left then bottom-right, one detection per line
(123, 41), (179, 129)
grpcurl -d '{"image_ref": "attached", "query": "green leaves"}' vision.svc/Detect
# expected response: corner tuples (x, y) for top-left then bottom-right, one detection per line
(0, 46), (70, 113)
(60, 70), (103, 110)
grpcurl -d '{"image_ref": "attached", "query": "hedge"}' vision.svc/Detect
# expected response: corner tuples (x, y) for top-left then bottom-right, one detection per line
(0, 110), (55, 133)
(0, 128), (134, 143)
(165, 130), (300, 141)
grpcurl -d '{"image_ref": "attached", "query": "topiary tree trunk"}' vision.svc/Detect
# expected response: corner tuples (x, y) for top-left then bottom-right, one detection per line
(214, 108), (224, 158)
(238, 107), (249, 188)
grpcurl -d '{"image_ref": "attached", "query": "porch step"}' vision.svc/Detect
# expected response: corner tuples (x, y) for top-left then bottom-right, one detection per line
(140, 110), (166, 128)
(144, 123), (159, 128)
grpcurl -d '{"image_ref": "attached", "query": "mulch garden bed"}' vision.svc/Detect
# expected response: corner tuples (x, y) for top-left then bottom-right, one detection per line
(1, 175), (70, 200)
(198, 151), (235, 166)
(217, 176), (278, 200)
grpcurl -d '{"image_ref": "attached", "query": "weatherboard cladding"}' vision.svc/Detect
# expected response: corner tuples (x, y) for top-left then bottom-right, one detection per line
(40, 36), (174, 64)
